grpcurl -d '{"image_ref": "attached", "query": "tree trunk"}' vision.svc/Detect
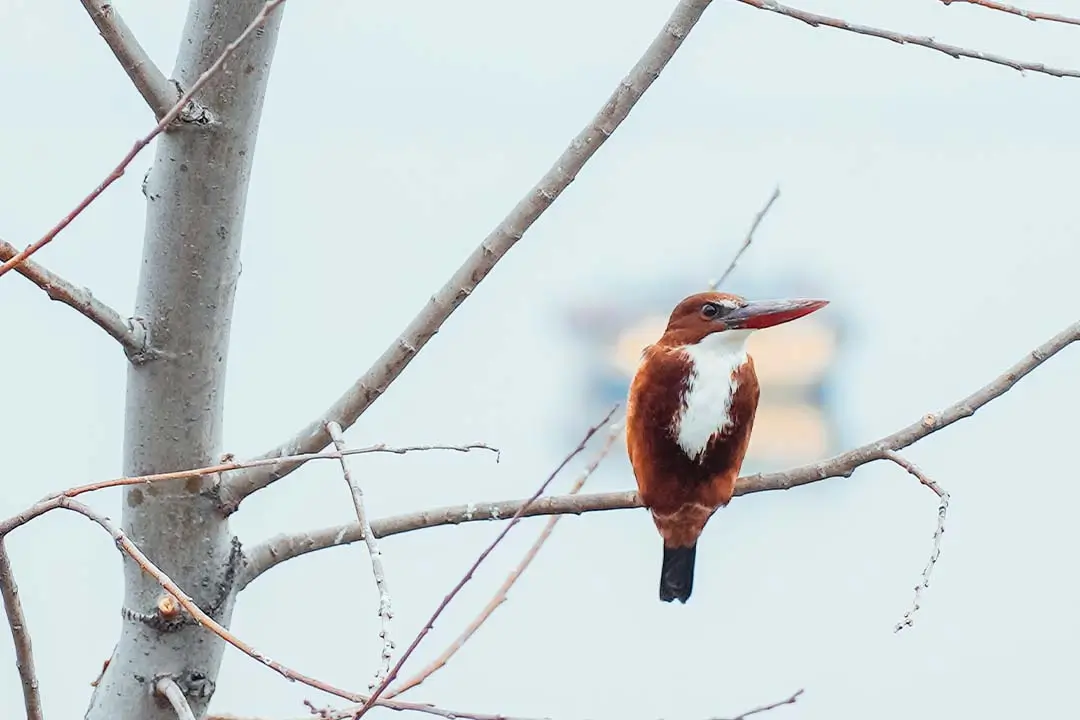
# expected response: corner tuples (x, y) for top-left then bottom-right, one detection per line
(85, 2), (283, 718)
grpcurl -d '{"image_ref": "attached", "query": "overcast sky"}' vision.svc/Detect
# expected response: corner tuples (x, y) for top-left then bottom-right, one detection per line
(2, 1), (1079, 719)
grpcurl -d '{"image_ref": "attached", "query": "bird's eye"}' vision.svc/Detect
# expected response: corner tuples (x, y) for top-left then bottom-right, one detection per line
(700, 302), (720, 319)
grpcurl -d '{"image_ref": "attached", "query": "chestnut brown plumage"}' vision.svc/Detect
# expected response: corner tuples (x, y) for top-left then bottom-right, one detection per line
(626, 291), (828, 603)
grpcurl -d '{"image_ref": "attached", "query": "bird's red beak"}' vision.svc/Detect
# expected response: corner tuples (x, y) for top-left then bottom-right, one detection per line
(723, 298), (829, 330)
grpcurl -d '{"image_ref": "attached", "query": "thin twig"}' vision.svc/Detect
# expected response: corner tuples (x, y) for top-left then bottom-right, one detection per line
(326, 422), (395, 689)
(0, 442), (497, 534)
(0, 540), (43, 720)
(387, 423), (625, 699)
(737, 0), (1080, 78)
(38, 497), (522, 720)
(884, 451), (950, 633)
(239, 320), (1080, 586)
(155, 676), (197, 720)
(221, 0), (719, 508)
(78, 0), (176, 118)
(0, 238), (148, 360)
(941, 0), (1080, 27)
(354, 406), (620, 719)
(714, 688), (804, 720)
(708, 186), (780, 291)
(0, 0), (288, 279)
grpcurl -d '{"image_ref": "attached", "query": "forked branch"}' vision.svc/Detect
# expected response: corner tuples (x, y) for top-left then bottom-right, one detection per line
(219, 0), (719, 509)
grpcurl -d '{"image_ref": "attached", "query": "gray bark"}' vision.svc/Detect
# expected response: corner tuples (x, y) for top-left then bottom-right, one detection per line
(85, 2), (283, 718)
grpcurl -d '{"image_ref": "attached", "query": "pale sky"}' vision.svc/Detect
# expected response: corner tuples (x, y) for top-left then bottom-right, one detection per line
(2, 1), (1079, 719)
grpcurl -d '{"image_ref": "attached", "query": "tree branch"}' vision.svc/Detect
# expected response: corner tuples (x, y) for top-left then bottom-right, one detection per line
(736, 0), (1080, 78)
(0, 0), (286, 281)
(885, 451), (950, 633)
(84, 2), (290, 718)
(219, 0), (719, 510)
(0, 540), (43, 720)
(354, 407), (619, 718)
(387, 423), (624, 700)
(941, 0), (1080, 27)
(0, 443), (497, 538)
(154, 677), (197, 720)
(0, 238), (150, 360)
(26, 497), (560, 720)
(708, 185), (780, 291)
(326, 422), (395, 689)
(717, 688), (803, 720)
(78, 0), (176, 118)
(240, 319), (1080, 587)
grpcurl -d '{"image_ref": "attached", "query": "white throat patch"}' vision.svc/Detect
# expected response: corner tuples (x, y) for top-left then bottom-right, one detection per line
(673, 329), (752, 460)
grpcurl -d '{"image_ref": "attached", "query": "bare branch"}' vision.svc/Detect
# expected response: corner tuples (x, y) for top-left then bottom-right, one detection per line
(0, 0), (288, 280)
(0, 238), (149, 360)
(0, 442), (495, 534)
(325, 422), (395, 689)
(217, 442), (496, 514)
(387, 423), (624, 699)
(155, 677), (197, 720)
(78, 0), (175, 118)
(885, 451), (950, 633)
(37, 496), (526, 720)
(708, 186), (780, 291)
(715, 688), (804, 720)
(941, 0), (1080, 27)
(10, 473), (606, 720)
(736, 0), (1080, 78)
(354, 406), (619, 719)
(0, 540), (43, 720)
(221, 0), (720, 507)
(240, 320), (1080, 586)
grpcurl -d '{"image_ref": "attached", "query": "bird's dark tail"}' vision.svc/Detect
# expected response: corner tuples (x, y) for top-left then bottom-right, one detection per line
(659, 544), (697, 603)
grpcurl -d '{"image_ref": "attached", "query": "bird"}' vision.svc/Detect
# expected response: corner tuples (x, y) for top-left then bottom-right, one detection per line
(625, 291), (829, 603)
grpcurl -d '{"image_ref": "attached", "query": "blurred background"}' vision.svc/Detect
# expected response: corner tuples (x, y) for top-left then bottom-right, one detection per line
(1, 1), (1079, 719)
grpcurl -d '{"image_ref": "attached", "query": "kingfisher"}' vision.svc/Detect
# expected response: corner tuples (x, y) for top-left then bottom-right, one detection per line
(626, 291), (829, 603)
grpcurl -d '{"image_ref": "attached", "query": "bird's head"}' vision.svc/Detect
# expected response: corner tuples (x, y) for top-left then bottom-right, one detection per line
(659, 291), (829, 350)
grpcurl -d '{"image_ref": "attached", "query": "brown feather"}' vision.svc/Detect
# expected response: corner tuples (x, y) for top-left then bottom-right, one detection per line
(626, 346), (759, 548)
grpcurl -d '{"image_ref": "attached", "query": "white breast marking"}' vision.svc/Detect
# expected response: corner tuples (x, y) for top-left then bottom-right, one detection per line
(673, 330), (751, 460)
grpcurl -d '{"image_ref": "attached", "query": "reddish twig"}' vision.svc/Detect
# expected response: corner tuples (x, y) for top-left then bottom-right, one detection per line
(708, 185), (780, 291)
(0, 442), (496, 535)
(0, 238), (147, 359)
(326, 422), (395, 688)
(353, 406), (620, 719)
(387, 423), (625, 699)
(885, 451), (950, 633)
(33, 496), (529, 720)
(0, 0), (288, 279)
(0, 540), (43, 720)
(736, 0), (1080, 78)
(941, 0), (1080, 27)
(220, 0), (719, 508)
(240, 319), (1080, 586)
